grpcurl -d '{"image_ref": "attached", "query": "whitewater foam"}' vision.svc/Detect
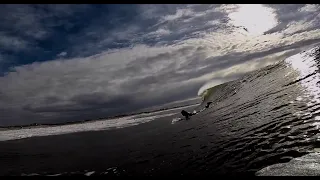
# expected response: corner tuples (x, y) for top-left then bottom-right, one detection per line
(0, 113), (176, 142)
(256, 153), (320, 176)
(171, 117), (183, 124)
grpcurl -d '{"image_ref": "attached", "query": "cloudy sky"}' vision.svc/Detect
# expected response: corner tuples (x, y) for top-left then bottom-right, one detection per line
(0, 4), (319, 126)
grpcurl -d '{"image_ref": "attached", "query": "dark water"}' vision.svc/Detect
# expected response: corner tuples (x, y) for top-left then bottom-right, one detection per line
(1, 46), (320, 176)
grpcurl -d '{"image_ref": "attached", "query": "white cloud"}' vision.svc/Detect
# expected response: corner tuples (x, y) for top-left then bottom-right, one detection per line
(57, 51), (67, 57)
(162, 8), (194, 22)
(2, 25), (318, 120)
(215, 4), (239, 14)
(148, 28), (171, 37)
(282, 19), (318, 35)
(299, 4), (319, 13)
(206, 20), (221, 26)
(1, 4), (320, 125)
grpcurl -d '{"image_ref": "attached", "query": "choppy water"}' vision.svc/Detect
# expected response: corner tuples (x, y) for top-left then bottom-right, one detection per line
(189, 46), (320, 174)
(2, 46), (320, 176)
(168, 46), (320, 175)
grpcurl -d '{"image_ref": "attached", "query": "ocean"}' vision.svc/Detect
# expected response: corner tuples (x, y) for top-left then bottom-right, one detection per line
(1, 46), (320, 176)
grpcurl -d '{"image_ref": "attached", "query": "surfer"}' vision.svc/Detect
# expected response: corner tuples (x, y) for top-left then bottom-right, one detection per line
(181, 110), (193, 120)
(181, 102), (213, 120)
(205, 102), (212, 108)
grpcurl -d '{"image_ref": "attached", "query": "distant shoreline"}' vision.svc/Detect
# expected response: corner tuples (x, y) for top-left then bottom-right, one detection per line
(0, 103), (200, 130)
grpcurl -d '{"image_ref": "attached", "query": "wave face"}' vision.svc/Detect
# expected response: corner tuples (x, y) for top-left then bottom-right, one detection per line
(189, 46), (320, 174)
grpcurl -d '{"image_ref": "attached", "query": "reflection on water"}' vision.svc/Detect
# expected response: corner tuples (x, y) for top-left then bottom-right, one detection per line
(286, 48), (320, 103)
(285, 47), (320, 137)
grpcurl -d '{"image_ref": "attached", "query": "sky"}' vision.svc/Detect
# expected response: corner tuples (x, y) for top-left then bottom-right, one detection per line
(0, 4), (320, 126)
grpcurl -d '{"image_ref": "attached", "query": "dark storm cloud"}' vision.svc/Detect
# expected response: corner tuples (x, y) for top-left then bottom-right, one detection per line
(0, 4), (90, 42)
(0, 4), (320, 126)
(24, 93), (135, 113)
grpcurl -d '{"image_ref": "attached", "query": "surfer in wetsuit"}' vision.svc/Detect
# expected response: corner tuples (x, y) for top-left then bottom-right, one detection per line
(181, 102), (213, 120)
(181, 110), (193, 120)
(205, 102), (212, 108)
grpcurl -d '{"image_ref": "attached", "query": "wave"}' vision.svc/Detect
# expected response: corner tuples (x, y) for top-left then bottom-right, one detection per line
(0, 112), (177, 142)
(185, 46), (320, 174)
(256, 152), (320, 176)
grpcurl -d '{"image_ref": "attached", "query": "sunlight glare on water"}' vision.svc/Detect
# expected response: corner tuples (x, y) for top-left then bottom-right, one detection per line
(286, 48), (320, 134)
(286, 49), (320, 105)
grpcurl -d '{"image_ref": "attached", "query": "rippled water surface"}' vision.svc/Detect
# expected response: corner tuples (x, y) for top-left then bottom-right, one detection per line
(1, 46), (320, 176)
